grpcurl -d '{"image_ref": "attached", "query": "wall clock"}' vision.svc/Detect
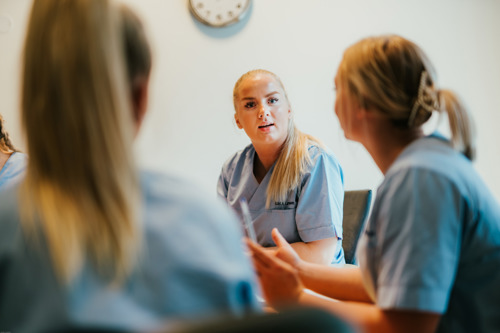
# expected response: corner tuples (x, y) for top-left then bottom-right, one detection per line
(188, 0), (252, 28)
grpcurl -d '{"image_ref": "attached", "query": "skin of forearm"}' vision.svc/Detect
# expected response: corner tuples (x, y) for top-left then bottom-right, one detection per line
(265, 238), (336, 265)
(298, 292), (440, 333)
(298, 292), (380, 332)
(289, 240), (335, 265)
(298, 262), (373, 303)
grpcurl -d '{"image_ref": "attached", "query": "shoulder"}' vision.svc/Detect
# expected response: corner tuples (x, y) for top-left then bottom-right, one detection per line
(220, 144), (254, 174)
(297, 143), (344, 193)
(141, 169), (223, 208)
(385, 135), (476, 194)
(0, 153), (27, 192)
(140, 169), (240, 232)
(1, 152), (28, 175)
(139, 169), (248, 264)
(10, 152), (28, 163)
(376, 136), (481, 217)
(306, 143), (343, 174)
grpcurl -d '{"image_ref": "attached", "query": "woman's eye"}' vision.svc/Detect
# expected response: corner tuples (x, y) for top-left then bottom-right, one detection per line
(268, 97), (278, 104)
(244, 101), (256, 108)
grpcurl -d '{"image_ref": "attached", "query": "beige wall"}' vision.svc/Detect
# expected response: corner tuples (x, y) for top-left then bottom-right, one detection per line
(1, 0), (500, 200)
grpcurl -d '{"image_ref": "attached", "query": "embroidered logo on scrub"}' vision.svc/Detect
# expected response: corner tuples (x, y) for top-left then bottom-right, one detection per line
(274, 201), (295, 206)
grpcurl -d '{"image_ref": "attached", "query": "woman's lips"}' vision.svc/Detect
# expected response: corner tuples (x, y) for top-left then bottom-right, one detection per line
(258, 123), (274, 129)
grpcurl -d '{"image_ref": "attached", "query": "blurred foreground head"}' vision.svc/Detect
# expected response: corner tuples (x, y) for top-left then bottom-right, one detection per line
(21, 0), (151, 284)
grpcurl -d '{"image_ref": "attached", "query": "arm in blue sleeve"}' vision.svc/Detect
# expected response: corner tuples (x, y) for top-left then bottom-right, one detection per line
(295, 148), (344, 242)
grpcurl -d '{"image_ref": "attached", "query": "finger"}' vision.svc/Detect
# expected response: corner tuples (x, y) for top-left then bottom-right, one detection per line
(243, 237), (263, 256)
(244, 237), (265, 253)
(245, 238), (272, 262)
(251, 254), (268, 275)
(249, 247), (272, 271)
(271, 228), (290, 248)
(245, 239), (285, 270)
(252, 253), (291, 279)
(245, 238), (272, 269)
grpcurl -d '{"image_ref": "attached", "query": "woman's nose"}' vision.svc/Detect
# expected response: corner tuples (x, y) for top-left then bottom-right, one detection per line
(258, 106), (270, 119)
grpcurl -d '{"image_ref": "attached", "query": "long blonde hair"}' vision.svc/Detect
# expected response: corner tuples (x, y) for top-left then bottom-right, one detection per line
(233, 69), (323, 208)
(337, 35), (475, 160)
(20, 0), (146, 284)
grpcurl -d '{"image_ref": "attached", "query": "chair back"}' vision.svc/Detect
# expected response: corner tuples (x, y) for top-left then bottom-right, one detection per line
(342, 189), (372, 265)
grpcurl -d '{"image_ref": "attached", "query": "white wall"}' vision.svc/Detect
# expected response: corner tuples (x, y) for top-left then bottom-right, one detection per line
(1, 0), (500, 200)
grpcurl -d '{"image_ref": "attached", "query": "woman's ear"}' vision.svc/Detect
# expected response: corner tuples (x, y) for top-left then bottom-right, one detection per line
(234, 113), (243, 129)
(132, 76), (149, 131)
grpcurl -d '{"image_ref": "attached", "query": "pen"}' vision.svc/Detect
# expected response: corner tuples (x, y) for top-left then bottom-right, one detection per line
(240, 197), (257, 243)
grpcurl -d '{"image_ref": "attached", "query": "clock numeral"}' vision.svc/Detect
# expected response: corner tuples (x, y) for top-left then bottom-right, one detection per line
(228, 11), (234, 17)
(216, 14), (222, 21)
(196, 3), (203, 9)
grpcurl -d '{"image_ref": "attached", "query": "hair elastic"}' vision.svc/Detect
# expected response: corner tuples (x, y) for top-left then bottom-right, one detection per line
(408, 71), (438, 127)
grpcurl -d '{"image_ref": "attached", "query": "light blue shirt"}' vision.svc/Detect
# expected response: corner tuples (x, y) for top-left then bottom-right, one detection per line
(0, 152), (27, 191)
(0, 170), (261, 333)
(218, 144), (345, 264)
(358, 133), (500, 333)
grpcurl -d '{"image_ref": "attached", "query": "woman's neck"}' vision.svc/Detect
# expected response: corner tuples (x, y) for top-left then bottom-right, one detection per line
(0, 151), (12, 172)
(361, 122), (424, 175)
(252, 142), (282, 183)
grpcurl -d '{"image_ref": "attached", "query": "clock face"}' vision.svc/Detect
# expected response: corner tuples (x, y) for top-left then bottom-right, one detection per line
(189, 0), (251, 28)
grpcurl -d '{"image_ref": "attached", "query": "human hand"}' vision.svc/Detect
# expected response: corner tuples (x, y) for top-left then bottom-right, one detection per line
(245, 237), (304, 309)
(271, 228), (303, 269)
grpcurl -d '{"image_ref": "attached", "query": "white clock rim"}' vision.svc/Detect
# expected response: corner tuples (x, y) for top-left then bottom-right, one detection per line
(189, 0), (252, 28)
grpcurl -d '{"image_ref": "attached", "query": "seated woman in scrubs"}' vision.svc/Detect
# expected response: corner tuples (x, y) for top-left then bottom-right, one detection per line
(0, 1), (259, 332)
(218, 69), (345, 265)
(246, 35), (500, 333)
(0, 114), (27, 191)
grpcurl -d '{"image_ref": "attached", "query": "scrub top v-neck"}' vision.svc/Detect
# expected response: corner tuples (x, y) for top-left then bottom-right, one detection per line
(0, 152), (27, 192)
(218, 143), (345, 264)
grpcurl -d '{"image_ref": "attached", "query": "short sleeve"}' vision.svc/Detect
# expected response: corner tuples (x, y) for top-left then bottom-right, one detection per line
(374, 167), (464, 313)
(217, 169), (229, 200)
(295, 148), (344, 243)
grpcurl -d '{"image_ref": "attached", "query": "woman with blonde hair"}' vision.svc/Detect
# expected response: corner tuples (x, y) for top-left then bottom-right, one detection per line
(0, 114), (27, 190)
(247, 35), (500, 332)
(218, 69), (345, 265)
(0, 1), (259, 332)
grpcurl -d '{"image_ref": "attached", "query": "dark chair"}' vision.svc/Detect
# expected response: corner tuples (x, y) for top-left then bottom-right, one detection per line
(342, 189), (372, 265)
(170, 306), (355, 333)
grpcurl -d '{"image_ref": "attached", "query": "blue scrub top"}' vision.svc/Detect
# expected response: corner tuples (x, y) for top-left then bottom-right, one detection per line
(218, 143), (345, 264)
(0, 170), (261, 332)
(0, 152), (27, 192)
(358, 133), (500, 333)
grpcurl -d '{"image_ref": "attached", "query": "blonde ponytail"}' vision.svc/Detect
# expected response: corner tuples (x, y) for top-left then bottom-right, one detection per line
(438, 89), (476, 160)
(266, 122), (323, 208)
